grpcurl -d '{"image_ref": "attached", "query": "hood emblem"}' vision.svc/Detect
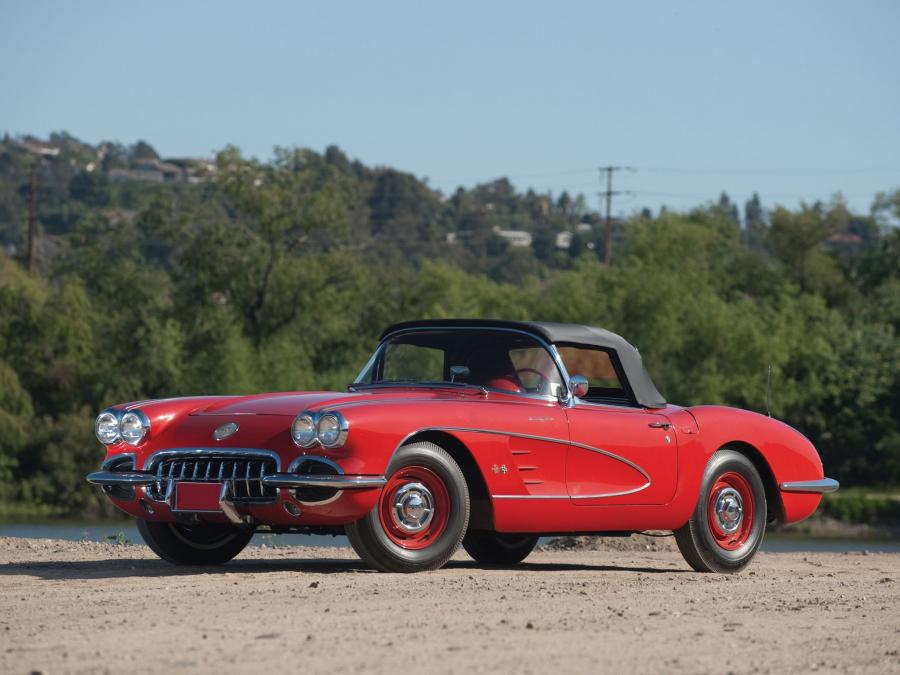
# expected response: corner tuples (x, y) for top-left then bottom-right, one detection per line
(213, 422), (239, 441)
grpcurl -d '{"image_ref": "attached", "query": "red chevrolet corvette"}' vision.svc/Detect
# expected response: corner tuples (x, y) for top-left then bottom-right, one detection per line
(88, 319), (837, 573)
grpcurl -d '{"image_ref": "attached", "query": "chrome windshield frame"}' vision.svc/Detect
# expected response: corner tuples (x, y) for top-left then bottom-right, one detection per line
(353, 325), (574, 405)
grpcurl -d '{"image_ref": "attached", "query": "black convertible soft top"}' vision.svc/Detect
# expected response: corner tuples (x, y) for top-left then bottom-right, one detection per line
(381, 319), (666, 408)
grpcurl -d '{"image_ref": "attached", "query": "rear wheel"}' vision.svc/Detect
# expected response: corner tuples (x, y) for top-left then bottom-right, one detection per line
(137, 519), (254, 565)
(675, 449), (766, 573)
(463, 533), (538, 566)
(346, 442), (469, 572)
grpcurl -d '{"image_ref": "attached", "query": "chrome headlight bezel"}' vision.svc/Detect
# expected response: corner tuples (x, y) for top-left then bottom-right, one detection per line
(317, 412), (348, 448)
(291, 410), (349, 449)
(94, 408), (151, 446)
(95, 411), (120, 445)
(119, 410), (150, 446)
(291, 413), (319, 448)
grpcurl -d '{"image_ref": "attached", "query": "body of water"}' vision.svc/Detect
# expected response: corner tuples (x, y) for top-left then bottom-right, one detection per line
(2, 522), (899, 553)
(0, 522), (348, 548)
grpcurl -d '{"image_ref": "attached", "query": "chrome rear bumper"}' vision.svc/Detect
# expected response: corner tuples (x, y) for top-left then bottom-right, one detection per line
(779, 478), (840, 494)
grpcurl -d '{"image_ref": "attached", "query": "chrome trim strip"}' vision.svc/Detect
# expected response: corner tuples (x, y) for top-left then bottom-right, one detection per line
(86, 471), (157, 486)
(492, 494), (570, 500)
(261, 473), (387, 490)
(141, 448), (283, 471)
(493, 485), (651, 499)
(390, 426), (652, 499)
(779, 478), (839, 494)
(572, 485), (651, 498)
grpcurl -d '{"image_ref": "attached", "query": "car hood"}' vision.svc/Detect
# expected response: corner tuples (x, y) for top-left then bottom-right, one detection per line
(185, 388), (486, 417)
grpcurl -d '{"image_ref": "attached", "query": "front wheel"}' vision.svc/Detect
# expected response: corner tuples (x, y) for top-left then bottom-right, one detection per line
(463, 532), (539, 566)
(675, 449), (767, 573)
(345, 442), (470, 573)
(137, 519), (254, 565)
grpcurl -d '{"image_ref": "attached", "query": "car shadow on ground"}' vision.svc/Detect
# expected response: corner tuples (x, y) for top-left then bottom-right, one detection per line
(450, 560), (689, 574)
(0, 555), (687, 581)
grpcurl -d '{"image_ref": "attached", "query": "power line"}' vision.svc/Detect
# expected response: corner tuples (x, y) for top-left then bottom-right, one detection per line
(427, 165), (900, 186)
(638, 166), (900, 175)
(428, 167), (597, 185)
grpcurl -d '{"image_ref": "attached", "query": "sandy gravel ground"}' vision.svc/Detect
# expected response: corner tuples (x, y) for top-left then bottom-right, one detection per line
(1, 537), (898, 675)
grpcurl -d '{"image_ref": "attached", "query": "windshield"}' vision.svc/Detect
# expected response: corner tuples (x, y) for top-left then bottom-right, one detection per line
(354, 329), (566, 398)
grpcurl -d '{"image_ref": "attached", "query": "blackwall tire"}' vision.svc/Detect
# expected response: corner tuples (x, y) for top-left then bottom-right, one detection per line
(463, 533), (539, 566)
(675, 449), (767, 573)
(345, 441), (469, 573)
(137, 519), (254, 565)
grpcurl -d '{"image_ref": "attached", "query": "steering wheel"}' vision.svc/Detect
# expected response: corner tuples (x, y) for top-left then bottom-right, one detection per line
(514, 368), (549, 394)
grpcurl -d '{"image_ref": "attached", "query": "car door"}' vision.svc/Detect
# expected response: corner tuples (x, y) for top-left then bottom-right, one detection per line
(565, 404), (677, 505)
(554, 344), (677, 505)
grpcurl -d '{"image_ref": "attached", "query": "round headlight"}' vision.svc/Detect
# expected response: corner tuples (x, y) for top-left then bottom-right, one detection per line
(119, 411), (149, 446)
(95, 411), (119, 445)
(317, 413), (346, 448)
(291, 413), (318, 448)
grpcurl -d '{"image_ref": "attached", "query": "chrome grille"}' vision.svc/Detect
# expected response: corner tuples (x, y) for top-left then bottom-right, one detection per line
(148, 454), (277, 503)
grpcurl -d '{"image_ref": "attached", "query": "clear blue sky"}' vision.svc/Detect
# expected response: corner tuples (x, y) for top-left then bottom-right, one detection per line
(2, 0), (898, 216)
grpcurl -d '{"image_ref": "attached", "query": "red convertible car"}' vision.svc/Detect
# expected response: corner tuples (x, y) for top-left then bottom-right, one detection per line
(88, 319), (837, 573)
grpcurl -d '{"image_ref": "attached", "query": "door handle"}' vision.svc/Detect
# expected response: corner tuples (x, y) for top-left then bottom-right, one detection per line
(648, 421), (672, 430)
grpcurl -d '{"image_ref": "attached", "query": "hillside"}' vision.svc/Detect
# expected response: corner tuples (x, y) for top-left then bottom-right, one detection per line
(0, 132), (898, 516)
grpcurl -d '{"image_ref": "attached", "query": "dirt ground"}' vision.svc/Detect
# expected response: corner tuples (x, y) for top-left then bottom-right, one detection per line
(1, 537), (898, 675)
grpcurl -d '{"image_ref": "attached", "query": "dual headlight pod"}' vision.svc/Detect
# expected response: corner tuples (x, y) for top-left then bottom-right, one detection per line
(95, 409), (150, 446)
(291, 411), (348, 449)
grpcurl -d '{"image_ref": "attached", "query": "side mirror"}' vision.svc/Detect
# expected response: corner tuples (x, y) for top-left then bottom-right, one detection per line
(570, 375), (589, 399)
(449, 365), (470, 383)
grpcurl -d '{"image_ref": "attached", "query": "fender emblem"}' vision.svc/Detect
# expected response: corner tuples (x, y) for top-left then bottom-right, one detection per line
(491, 464), (508, 474)
(213, 422), (239, 441)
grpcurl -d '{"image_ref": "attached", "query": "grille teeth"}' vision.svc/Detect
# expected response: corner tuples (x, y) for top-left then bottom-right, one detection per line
(149, 455), (277, 503)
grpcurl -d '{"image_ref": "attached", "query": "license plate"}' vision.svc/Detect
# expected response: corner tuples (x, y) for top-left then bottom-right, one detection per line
(174, 482), (223, 512)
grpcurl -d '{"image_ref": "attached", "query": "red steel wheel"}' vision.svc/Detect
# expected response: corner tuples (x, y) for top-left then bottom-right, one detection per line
(378, 465), (450, 550)
(706, 471), (755, 551)
(674, 449), (766, 573)
(345, 441), (470, 572)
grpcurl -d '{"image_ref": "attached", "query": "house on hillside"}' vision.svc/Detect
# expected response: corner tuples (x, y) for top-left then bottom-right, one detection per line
(492, 226), (532, 247)
(21, 140), (61, 158)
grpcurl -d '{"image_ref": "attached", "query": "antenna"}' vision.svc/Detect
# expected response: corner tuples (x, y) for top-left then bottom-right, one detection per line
(765, 365), (772, 417)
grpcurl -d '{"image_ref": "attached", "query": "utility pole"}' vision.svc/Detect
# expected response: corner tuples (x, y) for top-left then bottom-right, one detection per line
(26, 161), (39, 272)
(598, 166), (632, 264)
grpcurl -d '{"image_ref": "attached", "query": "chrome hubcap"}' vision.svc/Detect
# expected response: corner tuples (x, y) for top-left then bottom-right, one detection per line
(391, 482), (435, 532)
(714, 487), (744, 533)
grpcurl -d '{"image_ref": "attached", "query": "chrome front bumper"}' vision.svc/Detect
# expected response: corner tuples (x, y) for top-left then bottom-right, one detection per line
(779, 477), (840, 494)
(86, 471), (158, 486)
(86, 471), (386, 490)
(87, 468), (386, 525)
(261, 473), (386, 489)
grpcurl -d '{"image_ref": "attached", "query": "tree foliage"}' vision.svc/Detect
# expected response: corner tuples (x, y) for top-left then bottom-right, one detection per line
(0, 135), (898, 516)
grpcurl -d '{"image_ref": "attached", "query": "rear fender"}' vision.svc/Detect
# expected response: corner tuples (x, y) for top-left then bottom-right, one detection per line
(688, 406), (825, 524)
